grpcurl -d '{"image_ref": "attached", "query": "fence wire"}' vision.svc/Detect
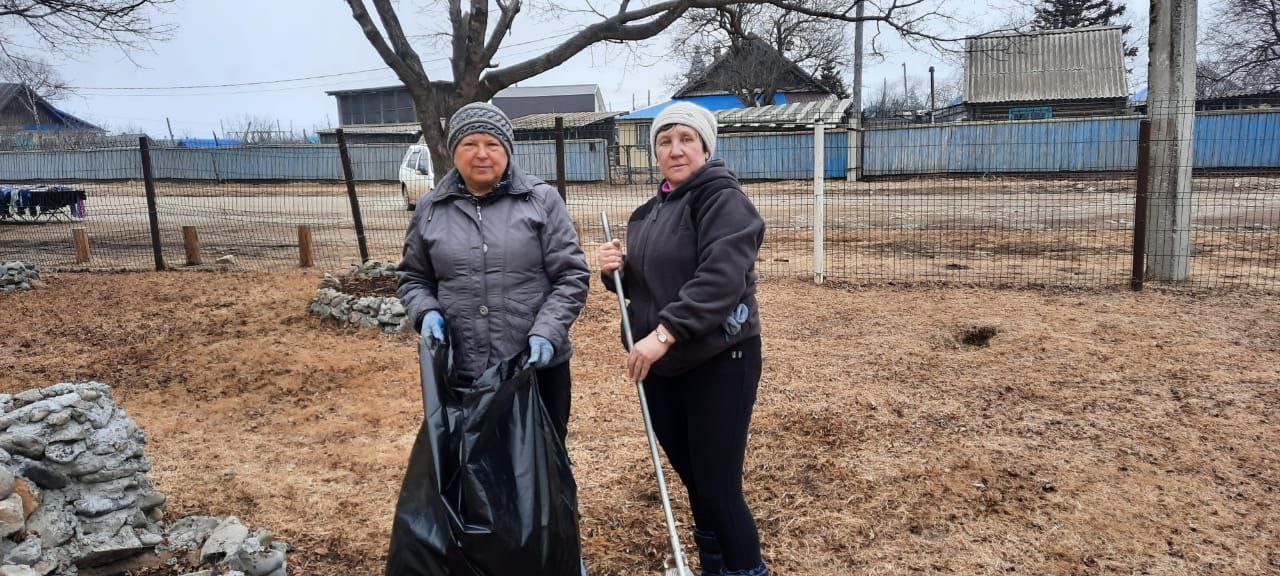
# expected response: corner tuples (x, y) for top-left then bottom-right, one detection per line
(1, 105), (1277, 291)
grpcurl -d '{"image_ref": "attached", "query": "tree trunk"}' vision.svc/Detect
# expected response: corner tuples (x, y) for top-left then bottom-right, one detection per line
(421, 119), (452, 179)
(412, 89), (458, 178)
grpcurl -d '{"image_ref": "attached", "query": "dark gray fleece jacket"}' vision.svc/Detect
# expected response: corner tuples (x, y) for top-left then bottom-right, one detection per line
(604, 159), (765, 377)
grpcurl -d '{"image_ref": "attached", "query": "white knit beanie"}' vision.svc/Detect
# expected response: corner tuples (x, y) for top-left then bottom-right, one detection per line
(651, 101), (718, 157)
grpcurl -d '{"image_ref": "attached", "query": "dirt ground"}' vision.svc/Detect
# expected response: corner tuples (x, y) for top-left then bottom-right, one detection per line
(2, 271), (1278, 575)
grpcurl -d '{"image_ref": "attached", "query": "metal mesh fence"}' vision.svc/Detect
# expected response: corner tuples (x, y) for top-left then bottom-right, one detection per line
(0, 140), (414, 272)
(1142, 101), (1280, 289)
(1, 105), (1277, 291)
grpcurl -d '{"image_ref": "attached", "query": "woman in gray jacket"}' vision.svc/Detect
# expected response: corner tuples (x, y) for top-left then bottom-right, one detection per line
(397, 102), (590, 445)
(596, 102), (768, 576)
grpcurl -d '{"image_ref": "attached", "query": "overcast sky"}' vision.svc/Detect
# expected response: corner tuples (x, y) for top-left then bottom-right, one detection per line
(43, 0), (1187, 138)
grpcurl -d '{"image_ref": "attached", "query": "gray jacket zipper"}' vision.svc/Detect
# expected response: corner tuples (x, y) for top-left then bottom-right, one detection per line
(475, 199), (491, 361)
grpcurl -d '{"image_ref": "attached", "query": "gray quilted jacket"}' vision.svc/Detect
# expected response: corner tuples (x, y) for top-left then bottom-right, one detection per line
(397, 165), (589, 379)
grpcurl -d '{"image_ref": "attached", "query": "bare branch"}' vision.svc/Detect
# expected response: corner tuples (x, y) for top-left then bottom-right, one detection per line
(1201, 0), (1280, 91)
(344, 0), (431, 91)
(480, 0), (521, 71)
(0, 0), (172, 96)
(347, 0), (962, 174)
(0, 0), (172, 55)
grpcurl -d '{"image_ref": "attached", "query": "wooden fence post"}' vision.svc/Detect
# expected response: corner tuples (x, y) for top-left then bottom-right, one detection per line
(1131, 120), (1152, 291)
(298, 225), (314, 268)
(138, 137), (166, 271)
(554, 116), (567, 203)
(72, 228), (90, 263)
(182, 226), (201, 266)
(335, 128), (370, 264)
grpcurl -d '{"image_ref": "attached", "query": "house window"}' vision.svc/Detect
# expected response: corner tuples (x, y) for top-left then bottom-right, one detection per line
(635, 122), (651, 151)
(393, 91), (415, 123)
(1009, 106), (1052, 120)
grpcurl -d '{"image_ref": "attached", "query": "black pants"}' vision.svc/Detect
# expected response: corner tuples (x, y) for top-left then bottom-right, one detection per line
(644, 337), (763, 572)
(536, 361), (573, 447)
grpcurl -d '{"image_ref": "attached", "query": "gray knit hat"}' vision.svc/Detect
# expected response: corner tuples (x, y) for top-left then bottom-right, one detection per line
(651, 101), (718, 157)
(447, 102), (515, 155)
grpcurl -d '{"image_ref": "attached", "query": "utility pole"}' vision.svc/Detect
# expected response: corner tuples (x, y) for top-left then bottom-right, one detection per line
(929, 66), (936, 123)
(165, 118), (175, 143)
(902, 63), (908, 107)
(1145, 0), (1197, 281)
(848, 0), (865, 181)
(853, 0), (864, 117)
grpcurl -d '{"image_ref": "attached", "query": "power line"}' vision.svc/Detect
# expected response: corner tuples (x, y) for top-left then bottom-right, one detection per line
(75, 75), (405, 98)
(66, 67), (397, 91)
(65, 30), (584, 93)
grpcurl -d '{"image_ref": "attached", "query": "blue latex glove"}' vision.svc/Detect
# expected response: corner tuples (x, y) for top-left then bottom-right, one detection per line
(526, 335), (554, 369)
(420, 310), (446, 344)
(722, 303), (749, 337)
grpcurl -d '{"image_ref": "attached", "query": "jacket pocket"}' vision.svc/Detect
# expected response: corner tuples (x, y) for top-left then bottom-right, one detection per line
(504, 295), (536, 320)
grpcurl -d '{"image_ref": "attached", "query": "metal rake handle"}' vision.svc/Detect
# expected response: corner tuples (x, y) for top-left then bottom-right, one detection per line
(601, 212), (690, 576)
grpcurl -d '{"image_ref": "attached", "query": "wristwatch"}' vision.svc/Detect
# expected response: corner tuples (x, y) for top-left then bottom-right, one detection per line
(655, 324), (671, 345)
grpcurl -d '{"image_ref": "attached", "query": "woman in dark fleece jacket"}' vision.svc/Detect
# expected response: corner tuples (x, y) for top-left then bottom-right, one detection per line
(597, 101), (768, 576)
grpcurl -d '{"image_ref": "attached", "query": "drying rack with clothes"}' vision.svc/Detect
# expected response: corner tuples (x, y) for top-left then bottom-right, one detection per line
(0, 185), (87, 222)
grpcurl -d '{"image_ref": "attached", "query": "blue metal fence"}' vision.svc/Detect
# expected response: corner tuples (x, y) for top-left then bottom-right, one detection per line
(862, 110), (1280, 176)
(0, 140), (611, 182)
(1194, 111), (1280, 168)
(1, 111), (1274, 182)
(513, 139), (608, 182)
(716, 130), (847, 180)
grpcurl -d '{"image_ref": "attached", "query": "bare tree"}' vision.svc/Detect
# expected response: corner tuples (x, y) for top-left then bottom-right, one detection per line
(932, 74), (962, 108)
(0, 56), (66, 99)
(1194, 62), (1244, 97)
(1201, 0), (1280, 92)
(863, 75), (932, 119)
(670, 0), (848, 106)
(0, 1), (173, 93)
(222, 115), (305, 145)
(1027, 0), (1136, 58)
(343, 0), (959, 174)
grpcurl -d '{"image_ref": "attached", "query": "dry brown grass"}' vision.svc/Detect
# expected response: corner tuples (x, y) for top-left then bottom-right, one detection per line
(1, 271), (1278, 575)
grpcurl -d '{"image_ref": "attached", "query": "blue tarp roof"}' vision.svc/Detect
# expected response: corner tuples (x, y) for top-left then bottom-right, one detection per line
(619, 94), (789, 120)
(175, 138), (245, 148)
(22, 124), (99, 132)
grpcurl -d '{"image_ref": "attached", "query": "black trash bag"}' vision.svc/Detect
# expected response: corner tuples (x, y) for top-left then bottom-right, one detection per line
(386, 337), (581, 576)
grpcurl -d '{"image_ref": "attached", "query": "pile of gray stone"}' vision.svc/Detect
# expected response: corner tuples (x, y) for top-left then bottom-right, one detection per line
(308, 260), (408, 333)
(0, 262), (40, 293)
(0, 382), (288, 576)
(342, 260), (397, 280)
(162, 515), (287, 576)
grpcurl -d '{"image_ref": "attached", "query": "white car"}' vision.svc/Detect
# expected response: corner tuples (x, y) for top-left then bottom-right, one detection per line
(398, 144), (435, 210)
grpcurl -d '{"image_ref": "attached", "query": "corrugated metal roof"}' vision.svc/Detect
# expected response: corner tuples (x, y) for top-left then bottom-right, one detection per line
(716, 98), (852, 126)
(618, 95), (767, 121)
(511, 111), (622, 130)
(0, 83), (22, 108)
(315, 123), (421, 135)
(325, 84), (404, 96)
(965, 26), (1127, 104)
(494, 84), (600, 98)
